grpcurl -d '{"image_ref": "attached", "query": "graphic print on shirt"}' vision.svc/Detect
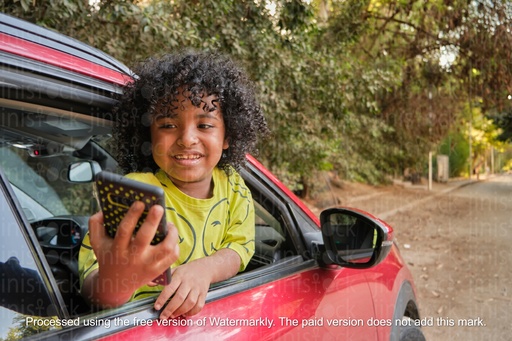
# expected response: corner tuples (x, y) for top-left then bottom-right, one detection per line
(164, 207), (197, 264)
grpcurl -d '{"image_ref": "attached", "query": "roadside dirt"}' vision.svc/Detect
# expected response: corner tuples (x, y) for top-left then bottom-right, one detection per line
(303, 176), (511, 341)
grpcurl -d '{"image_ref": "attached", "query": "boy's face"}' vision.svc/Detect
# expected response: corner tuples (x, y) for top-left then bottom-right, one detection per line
(150, 92), (229, 197)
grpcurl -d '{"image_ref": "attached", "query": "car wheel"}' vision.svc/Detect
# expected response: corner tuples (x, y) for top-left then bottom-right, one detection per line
(399, 318), (426, 341)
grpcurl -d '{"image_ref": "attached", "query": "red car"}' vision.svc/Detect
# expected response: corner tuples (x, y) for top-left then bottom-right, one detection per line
(0, 13), (424, 341)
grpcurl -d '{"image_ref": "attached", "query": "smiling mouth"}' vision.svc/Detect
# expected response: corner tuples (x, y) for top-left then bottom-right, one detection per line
(174, 154), (203, 160)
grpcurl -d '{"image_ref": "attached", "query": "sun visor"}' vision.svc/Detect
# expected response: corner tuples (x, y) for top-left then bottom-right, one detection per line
(0, 98), (112, 150)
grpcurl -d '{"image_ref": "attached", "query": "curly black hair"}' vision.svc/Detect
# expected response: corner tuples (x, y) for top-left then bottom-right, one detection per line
(112, 50), (269, 175)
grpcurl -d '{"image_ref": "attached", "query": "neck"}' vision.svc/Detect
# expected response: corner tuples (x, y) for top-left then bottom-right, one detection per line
(169, 177), (214, 199)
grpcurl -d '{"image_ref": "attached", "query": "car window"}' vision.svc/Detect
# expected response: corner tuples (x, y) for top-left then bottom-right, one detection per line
(0, 169), (60, 340)
(244, 180), (298, 272)
(0, 123), (103, 319)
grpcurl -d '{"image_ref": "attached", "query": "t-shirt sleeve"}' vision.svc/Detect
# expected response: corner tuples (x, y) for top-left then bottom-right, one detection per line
(78, 232), (98, 289)
(220, 174), (255, 271)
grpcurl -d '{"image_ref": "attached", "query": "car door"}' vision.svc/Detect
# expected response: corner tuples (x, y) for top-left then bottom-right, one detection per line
(0, 167), (68, 340)
(0, 157), (379, 340)
(0, 145), (383, 341)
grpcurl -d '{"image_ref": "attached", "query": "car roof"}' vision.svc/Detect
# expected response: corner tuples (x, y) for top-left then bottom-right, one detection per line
(0, 13), (136, 149)
(0, 13), (132, 84)
(0, 13), (131, 119)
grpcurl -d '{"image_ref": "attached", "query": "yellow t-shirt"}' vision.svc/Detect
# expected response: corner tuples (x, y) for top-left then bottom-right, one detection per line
(79, 168), (255, 301)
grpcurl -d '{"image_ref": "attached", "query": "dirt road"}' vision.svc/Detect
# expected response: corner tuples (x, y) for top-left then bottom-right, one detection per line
(306, 174), (512, 341)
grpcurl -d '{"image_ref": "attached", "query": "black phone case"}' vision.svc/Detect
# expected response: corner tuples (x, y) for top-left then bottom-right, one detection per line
(94, 171), (171, 285)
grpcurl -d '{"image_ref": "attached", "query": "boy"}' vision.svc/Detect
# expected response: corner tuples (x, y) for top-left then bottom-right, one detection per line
(79, 51), (269, 319)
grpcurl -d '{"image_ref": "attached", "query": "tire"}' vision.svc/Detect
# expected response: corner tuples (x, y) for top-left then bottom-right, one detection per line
(399, 322), (426, 341)
(389, 282), (420, 341)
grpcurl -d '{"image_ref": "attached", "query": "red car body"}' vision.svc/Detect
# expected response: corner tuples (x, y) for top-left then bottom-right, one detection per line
(0, 12), (421, 341)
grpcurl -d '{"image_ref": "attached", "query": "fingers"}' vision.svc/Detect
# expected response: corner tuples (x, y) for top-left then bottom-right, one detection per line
(90, 203), (161, 249)
(156, 282), (205, 319)
(113, 201), (147, 248)
(88, 211), (106, 249)
(88, 200), (181, 304)
(155, 264), (207, 319)
(132, 204), (165, 247)
(176, 289), (205, 318)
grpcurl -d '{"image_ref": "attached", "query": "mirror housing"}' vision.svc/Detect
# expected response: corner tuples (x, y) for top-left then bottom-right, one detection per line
(320, 208), (394, 269)
(68, 161), (101, 183)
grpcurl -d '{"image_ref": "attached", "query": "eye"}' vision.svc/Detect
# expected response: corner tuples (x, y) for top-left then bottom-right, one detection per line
(158, 122), (176, 129)
(198, 124), (214, 129)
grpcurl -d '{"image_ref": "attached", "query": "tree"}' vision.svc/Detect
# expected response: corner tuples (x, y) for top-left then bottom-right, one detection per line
(318, 0), (512, 178)
(3, 0), (511, 190)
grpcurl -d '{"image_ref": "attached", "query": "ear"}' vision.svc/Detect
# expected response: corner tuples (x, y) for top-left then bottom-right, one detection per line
(223, 138), (229, 150)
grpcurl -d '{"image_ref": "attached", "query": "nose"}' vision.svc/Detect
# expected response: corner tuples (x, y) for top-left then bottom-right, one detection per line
(177, 126), (199, 147)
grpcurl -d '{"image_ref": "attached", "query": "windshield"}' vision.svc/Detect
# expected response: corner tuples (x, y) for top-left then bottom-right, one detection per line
(0, 143), (97, 222)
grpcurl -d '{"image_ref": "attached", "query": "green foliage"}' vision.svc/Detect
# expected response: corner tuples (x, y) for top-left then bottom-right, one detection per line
(3, 0), (511, 193)
(0, 315), (56, 340)
(438, 131), (469, 177)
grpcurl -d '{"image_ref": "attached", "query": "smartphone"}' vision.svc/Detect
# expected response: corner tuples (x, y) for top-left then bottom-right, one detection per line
(94, 171), (171, 285)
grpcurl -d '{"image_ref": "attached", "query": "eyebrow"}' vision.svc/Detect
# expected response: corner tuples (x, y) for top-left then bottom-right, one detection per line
(154, 111), (222, 121)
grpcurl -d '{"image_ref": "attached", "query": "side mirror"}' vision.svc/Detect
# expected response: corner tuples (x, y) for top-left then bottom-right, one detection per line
(320, 208), (394, 268)
(68, 161), (101, 183)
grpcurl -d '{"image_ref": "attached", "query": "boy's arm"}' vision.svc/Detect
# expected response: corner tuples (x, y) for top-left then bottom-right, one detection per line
(154, 248), (241, 319)
(81, 202), (179, 308)
(153, 174), (255, 318)
(81, 269), (134, 308)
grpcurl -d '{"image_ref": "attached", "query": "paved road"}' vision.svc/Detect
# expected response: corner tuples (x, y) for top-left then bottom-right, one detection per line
(382, 175), (512, 341)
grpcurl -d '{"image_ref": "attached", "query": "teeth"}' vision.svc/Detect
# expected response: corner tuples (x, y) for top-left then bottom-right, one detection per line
(175, 154), (201, 160)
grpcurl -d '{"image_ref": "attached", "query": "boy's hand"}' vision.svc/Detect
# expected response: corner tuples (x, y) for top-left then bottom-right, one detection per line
(154, 260), (211, 318)
(84, 201), (179, 307)
(154, 248), (241, 319)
